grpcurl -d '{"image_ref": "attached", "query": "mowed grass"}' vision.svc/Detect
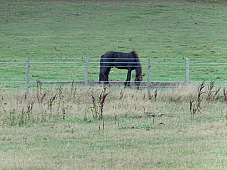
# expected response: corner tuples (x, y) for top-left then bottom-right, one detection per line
(0, 85), (227, 169)
(0, 0), (226, 87)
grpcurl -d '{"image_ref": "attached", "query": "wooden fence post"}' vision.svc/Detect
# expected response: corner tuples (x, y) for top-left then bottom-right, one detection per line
(85, 57), (88, 86)
(147, 58), (151, 87)
(186, 57), (189, 85)
(147, 58), (152, 99)
(26, 59), (30, 98)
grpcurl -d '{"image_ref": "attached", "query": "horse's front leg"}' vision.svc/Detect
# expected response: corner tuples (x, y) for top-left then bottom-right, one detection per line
(104, 67), (111, 85)
(124, 69), (132, 87)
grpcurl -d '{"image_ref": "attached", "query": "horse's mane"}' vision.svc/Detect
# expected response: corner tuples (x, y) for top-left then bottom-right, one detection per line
(131, 50), (143, 81)
(131, 50), (141, 65)
(131, 50), (141, 63)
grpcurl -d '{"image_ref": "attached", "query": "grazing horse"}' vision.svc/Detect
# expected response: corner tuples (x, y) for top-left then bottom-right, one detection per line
(99, 50), (143, 89)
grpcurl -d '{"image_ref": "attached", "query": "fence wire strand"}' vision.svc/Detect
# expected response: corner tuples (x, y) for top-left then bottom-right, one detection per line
(1, 57), (227, 90)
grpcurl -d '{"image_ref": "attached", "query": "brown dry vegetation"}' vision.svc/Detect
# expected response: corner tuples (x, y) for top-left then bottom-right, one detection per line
(1, 83), (226, 126)
(0, 84), (227, 169)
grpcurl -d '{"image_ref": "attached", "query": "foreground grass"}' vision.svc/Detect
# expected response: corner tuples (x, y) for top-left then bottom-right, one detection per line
(0, 85), (227, 169)
(1, 121), (226, 169)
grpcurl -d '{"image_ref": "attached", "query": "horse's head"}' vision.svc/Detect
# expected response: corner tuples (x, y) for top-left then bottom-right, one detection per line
(133, 51), (143, 89)
(135, 72), (143, 89)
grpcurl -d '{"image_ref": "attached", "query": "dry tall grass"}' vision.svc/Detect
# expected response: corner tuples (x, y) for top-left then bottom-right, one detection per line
(0, 84), (226, 126)
(0, 84), (226, 169)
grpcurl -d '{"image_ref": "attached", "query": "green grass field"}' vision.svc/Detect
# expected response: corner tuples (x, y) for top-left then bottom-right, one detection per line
(0, 0), (227, 169)
(0, 0), (226, 88)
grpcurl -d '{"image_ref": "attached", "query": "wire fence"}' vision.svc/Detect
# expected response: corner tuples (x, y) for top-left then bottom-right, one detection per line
(0, 57), (227, 91)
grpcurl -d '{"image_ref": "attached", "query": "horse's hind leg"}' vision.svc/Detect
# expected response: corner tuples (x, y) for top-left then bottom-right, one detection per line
(100, 67), (111, 85)
(99, 72), (102, 83)
(104, 67), (111, 85)
(99, 68), (106, 82)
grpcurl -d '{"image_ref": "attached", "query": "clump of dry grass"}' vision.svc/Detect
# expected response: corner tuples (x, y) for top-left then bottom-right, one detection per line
(190, 81), (205, 120)
(224, 88), (227, 104)
(91, 87), (109, 130)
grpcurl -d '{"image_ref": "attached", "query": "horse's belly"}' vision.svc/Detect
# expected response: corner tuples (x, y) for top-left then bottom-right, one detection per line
(115, 66), (127, 69)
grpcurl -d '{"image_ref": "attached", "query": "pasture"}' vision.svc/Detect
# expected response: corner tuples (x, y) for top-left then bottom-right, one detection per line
(0, 0), (227, 169)
(0, 0), (227, 87)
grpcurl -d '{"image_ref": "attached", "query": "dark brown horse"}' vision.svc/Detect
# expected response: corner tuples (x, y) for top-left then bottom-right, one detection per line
(99, 50), (143, 89)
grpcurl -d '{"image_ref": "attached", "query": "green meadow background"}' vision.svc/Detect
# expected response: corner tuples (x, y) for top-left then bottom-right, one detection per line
(0, 0), (226, 88)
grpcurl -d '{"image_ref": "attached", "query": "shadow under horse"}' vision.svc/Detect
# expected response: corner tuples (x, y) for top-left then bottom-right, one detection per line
(99, 50), (143, 89)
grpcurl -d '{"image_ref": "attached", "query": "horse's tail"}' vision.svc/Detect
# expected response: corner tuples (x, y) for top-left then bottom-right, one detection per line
(99, 55), (104, 82)
(100, 55), (104, 66)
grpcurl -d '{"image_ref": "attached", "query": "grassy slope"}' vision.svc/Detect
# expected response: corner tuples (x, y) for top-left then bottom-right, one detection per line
(0, 0), (226, 86)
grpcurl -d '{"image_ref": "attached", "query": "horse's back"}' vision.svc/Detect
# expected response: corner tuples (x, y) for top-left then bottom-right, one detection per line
(102, 51), (115, 58)
(103, 51), (131, 58)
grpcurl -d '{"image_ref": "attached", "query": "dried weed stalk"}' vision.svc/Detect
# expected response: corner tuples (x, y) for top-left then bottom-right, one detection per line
(206, 81), (221, 102)
(224, 88), (227, 104)
(91, 88), (109, 130)
(154, 89), (158, 101)
(190, 81), (205, 120)
(206, 81), (214, 101)
(49, 94), (57, 114)
(36, 80), (47, 105)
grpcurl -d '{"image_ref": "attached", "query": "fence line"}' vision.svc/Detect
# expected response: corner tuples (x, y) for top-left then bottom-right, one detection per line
(26, 59), (30, 98)
(1, 58), (227, 93)
(186, 58), (189, 85)
(3, 61), (226, 65)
